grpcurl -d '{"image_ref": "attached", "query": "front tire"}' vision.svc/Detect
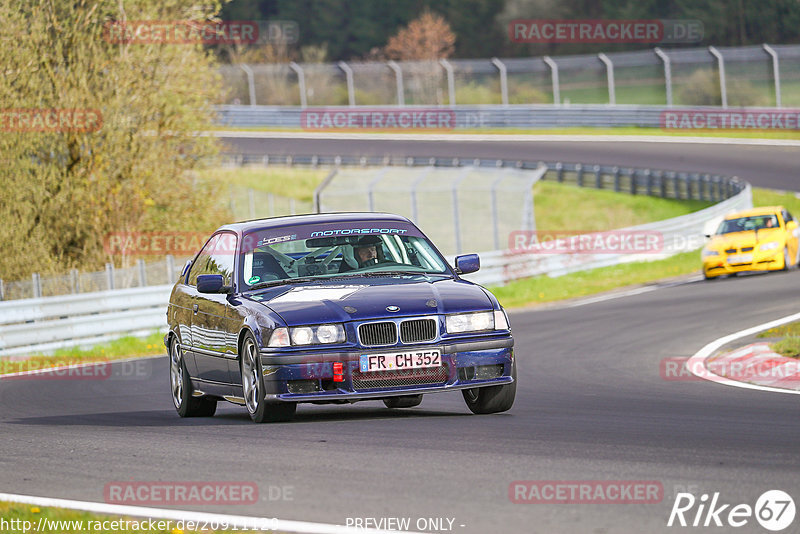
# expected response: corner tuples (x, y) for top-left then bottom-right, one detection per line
(383, 395), (423, 409)
(169, 336), (216, 417)
(462, 360), (517, 414)
(240, 333), (296, 423)
(781, 247), (790, 271)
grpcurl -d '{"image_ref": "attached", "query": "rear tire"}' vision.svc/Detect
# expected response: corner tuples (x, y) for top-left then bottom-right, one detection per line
(383, 395), (423, 409)
(462, 360), (517, 414)
(170, 336), (217, 417)
(240, 333), (296, 423)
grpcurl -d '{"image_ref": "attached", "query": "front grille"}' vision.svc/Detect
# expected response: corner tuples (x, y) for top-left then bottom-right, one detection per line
(725, 248), (737, 254)
(741, 246), (754, 252)
(400, 318), (437, 343)
(352, 365), (449, 390)
(358, 322), (397, 346)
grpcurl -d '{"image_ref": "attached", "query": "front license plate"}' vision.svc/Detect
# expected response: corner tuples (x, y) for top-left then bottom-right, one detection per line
(360, 349), (441, 372)
(727, 253), (753, 264)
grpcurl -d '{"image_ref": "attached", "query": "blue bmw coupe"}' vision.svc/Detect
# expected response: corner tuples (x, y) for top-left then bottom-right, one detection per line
(165, 213), (515, 422)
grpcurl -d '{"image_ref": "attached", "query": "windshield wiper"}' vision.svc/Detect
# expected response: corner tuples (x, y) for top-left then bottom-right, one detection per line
(343, 270), (447, 278)
(245, 276), (325, 291)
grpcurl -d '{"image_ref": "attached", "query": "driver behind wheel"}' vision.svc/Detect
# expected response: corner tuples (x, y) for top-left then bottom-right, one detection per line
(353, 235), (384, 267)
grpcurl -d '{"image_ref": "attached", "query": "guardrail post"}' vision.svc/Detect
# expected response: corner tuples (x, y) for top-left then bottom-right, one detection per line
(239, 64), (257, 106)
(630, 170), (637, 195)
(688, 173), (698, 200)
(387, 61), (405, 106)
(137, 259), (147, 287)
(763, 44), (782, 107)
(543, 56), (560, 104)
(32, 273), (41, 298)
(597, 53), (616, 105)
(166, 255), (175, 283)
(594, 165), (602, 189)
(708, 46), (728, 108)
(289, 62), (307, 108)
(672, 172), (680, 200)
(654, 48), (672, 107)
(491, 58), (509, 106)
(70, 269), (79, 294)
(613, 166), (621, 192)
(0, 278), (4, 301)
(338, 61), (356, 107)
(440, 59), (456, 106)
(575, 163), (583, 187)
(644, 169), (653, 196)
(556, 161), (564, 183)
(105, 263), (115, 290)
(678, 173), (688, 200)
(656, 171), (666, 198)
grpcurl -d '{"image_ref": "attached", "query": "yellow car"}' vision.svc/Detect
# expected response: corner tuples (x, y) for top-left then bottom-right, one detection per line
(702, 206), (800, 280)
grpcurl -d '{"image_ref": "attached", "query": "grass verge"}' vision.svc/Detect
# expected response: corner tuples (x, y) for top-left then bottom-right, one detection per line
(757, 321), (800, 358)
(489, 250), (700, 308)
(0, 332), (165, 376)
(0, 501), (258, 533)
(196, 166), (328, 202)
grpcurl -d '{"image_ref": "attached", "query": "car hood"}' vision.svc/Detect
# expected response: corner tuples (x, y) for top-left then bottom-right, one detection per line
(244, 275), (493, 325)
(708, 228), (784, 250)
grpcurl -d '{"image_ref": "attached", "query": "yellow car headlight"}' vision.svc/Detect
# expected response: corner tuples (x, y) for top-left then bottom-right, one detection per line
(759, 241), (780, 251)
(702, 249), (720, 258)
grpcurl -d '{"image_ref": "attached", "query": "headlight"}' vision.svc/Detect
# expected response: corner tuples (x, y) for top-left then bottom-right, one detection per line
(759, 241), (780, 251)
(446, 311), (494, 333)
(289, 324), (346, 346)
(701, 249), (720, 258)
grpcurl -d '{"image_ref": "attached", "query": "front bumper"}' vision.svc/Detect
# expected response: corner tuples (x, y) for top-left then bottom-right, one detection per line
(258, 337), (514, 403)
(703, 248), (783, 276)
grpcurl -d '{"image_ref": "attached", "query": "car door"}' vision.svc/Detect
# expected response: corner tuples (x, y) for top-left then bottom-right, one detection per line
(782, 209), (800, 263)
(190, 232), (240, 385)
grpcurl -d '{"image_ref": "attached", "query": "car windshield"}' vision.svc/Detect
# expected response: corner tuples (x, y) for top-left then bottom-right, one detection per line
(717, 215), (779, 234)
(239, 222), (450, 289)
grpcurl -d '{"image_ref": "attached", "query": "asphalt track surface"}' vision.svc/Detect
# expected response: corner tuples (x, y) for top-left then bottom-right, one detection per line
(2, 138), (800, 533)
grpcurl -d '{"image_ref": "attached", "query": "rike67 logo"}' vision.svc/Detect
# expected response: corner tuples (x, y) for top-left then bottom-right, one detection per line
(668, 490), (795, 531)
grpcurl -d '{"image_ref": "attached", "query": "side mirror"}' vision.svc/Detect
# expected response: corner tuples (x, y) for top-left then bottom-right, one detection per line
(704, 234), (711, 239)
(455, 254), (480, 275)
(197, 274), (230, 294)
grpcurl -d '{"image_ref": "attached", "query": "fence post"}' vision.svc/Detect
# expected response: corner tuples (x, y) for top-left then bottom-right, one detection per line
(543, 56), (560, 104)
(594, 165), (602, 189)
(556, 161), (564, 183)
(313, 168), (338, 213)
(654, 48), (673, 107)
(105, 263), (115, 290)
(763, 44), (782, 107)
(490, 169), (507, 250)
(166, 255), (175, 283)
(575, 163), (583, 187)
(439, 58), (456, 106)
(32, 273), (41, 298)
(367, 168), (390, 211)
(239, 64), (257, 106)
(451, 167), (472, 255)
(644, 169), (652, 196)
(387, 60), (405, 106)
(410, 167), (433, 223)
(630, 170), (638, 195)
(0, 278), (4, 301)
(288, 62), (307, 108)
(708, 46), (728, 108)
(338, 61), (356, 107)
(70, 268), (79, 293)
(597, 53), (616, 105)
(613, 166), (621, 192)
(137, 259), (147, 287)
(491, 58), (509, 106)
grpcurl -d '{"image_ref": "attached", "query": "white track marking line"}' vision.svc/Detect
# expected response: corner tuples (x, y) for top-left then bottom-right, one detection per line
(0, 354), (164, 380)
(0, 493), (424, 534)
(687, 311), (800, 395)
(211, 131), (800, 147)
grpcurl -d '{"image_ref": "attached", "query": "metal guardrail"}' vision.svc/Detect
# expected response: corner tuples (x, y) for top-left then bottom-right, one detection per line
(0, 155), (749, 357)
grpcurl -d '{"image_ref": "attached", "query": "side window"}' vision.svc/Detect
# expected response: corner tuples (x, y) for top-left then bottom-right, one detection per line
(187, 234), (218, 286)
(208, 232), (237, 285)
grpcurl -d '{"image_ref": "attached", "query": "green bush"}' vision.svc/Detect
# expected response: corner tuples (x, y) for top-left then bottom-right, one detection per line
(677, 69), (768, 106)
